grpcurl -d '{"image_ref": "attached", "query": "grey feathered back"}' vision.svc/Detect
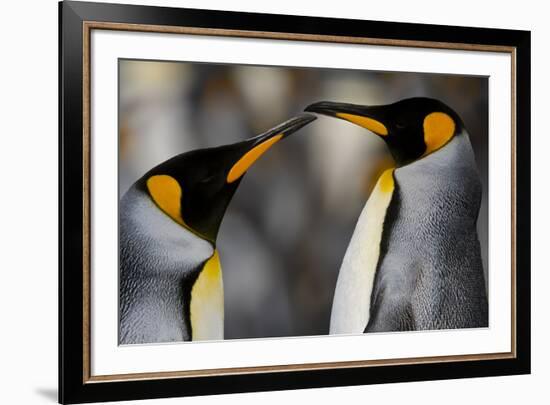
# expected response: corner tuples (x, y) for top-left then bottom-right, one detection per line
(366, 131), (488, 332)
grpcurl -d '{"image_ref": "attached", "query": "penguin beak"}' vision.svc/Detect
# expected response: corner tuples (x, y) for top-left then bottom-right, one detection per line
(226, 114), (316, 183)
(305, 101), (389, 136)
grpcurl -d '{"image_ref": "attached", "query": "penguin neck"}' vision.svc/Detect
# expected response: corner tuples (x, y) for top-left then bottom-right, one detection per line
(119, 186), (216, 344)
(394, 130), (481, 209)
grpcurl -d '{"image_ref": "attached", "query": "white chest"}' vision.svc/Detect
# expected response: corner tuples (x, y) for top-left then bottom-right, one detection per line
(329, 169), (395, 334)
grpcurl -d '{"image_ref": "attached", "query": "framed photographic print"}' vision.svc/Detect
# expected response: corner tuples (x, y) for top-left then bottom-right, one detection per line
(59, 0), (531, 403)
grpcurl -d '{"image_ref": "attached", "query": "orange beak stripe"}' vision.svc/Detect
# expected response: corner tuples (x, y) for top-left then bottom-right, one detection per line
(335, 113), (388, 136)
(226, 134), (284, 183)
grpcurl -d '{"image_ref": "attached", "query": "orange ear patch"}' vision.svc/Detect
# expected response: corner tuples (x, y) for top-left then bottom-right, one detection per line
(423, 112), (455, 156)
(146, 174), (185, 226)
(335, 113), (388, 136)
(226, 134), (283, 183)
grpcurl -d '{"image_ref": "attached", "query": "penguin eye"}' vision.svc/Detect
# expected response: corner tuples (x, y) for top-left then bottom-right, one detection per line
(396, 122), (406, 129)
(199, 174), (216, 184)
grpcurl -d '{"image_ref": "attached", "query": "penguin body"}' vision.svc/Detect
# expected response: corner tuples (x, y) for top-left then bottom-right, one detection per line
(369, 131), (487, 332)
(306, 98), (488, 333)
(330, 131), (486, 333)
(118, 114), (316, 345)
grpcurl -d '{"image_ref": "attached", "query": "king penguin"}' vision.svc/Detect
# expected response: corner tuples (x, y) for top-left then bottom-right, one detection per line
(119, 114), (316, 344)
(305, 98), (488, 334)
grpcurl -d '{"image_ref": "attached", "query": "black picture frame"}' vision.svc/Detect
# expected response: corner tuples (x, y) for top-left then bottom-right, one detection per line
(59, 1), (531, 403)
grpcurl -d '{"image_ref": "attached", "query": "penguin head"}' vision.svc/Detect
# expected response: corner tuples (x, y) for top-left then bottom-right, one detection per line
(305, 97), (464, 166)
(136, 114), (316, 244)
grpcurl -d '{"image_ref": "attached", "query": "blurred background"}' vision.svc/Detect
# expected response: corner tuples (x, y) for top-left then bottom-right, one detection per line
(119, 59), (488, 340)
